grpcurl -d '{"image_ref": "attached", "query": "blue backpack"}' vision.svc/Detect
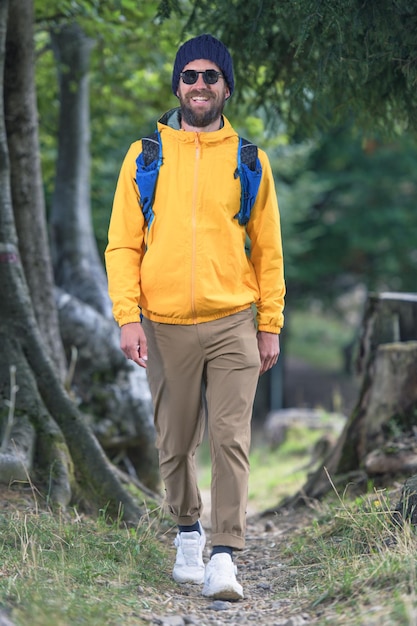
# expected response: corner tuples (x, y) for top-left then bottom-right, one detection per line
(135, 131), (262, 228)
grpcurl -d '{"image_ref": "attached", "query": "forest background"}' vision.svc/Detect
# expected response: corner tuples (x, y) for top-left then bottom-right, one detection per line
(1, 1), (417, 624)
(35, 0), (417, 299)
(37, 0), (417, 387)
(0, 0), (416, 514)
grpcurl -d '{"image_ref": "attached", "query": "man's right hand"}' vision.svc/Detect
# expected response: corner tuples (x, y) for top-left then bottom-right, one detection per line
(120, 322), (148, 368)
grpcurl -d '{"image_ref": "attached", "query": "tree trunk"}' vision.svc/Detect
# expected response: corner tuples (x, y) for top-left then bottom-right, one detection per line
(0, 0), (155, 520)
(47, 21), (160, 489)
(4, 0), (67, 380)
(268, 292), (417, 512)
(49, 21), (111, 318)
(57, 289), (159, 488)
(355, 291), (417, 377)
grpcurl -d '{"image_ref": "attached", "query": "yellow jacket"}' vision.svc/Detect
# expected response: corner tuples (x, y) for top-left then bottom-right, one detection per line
(105, 111), (285, 333)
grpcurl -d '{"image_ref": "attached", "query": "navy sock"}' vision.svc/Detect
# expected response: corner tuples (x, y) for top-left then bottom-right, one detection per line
(178, 521), (200, 534)
(211, 545), (233, 558)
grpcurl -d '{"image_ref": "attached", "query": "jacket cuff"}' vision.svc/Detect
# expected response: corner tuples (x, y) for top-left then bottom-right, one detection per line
(257, 324), (281, 334)
(118, 315), (142, 327)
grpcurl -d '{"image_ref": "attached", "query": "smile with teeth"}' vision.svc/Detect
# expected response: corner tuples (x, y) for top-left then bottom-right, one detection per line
(188, 91), (213, 103)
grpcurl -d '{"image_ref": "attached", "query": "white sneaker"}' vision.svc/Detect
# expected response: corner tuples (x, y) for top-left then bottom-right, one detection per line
(202, 553), (244, 600)
(172, 522), (206, 584)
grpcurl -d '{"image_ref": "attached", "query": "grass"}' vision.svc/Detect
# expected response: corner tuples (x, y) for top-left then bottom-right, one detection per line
(247, 424), (331, 511)
(0, 500), (171, 626)
(0, 418), (334, 625)
(1, 307), (413, 624)
(278, 488), (417, 625)
(197, 420), (417, 624)
(1, 429), (417, 625)
(198, 416), (340, 512)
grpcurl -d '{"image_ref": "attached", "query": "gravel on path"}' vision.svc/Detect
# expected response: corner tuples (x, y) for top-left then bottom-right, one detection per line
(142, 511), (315, 626)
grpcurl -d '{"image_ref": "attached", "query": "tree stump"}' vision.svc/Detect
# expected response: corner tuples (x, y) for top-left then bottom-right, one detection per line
(356, 291), (417, 375)
(394, 475), (417, 525)
(267, 292), (417, 513)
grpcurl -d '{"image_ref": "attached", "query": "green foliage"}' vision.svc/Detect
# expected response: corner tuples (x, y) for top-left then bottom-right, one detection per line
(160, 0), (417, 136)
(33, 1), (417, 302)
(35, 0), (183, 253)
(271, 127), (417, 302)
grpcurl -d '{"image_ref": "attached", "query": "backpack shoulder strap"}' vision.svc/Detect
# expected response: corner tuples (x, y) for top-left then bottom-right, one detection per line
(135, 130), (163, 226)
(239, 137), (258, 171)
(141, 131), (161, 167)
(136, 132), (262, 228)
(234, 136), (262, 226)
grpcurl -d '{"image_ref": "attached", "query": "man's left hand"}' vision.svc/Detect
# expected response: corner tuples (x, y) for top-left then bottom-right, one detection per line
(257, 331), (280, 375)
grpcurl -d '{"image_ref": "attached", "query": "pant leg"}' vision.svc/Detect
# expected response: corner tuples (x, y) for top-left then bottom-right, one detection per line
(200, 309), (260, 550)
(142, 317), (206, 525)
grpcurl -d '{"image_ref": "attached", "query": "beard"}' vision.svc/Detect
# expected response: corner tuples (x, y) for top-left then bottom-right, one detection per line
(178, 89), (227, 128)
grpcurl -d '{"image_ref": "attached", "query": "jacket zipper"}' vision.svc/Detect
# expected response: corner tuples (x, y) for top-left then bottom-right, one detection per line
(191, 134), (200, 323)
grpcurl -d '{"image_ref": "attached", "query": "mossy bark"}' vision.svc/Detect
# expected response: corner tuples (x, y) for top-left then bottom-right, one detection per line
(0, 2), (151, 522)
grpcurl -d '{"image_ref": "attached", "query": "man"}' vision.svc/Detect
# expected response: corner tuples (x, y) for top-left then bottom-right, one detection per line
(105, 34), (285, 601)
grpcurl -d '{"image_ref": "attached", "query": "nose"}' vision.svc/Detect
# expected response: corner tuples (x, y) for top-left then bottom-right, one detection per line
(194, 73), (207, 88)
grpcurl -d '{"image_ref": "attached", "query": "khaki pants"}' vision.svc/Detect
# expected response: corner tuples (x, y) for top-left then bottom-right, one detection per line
(142, 309), (260, 549)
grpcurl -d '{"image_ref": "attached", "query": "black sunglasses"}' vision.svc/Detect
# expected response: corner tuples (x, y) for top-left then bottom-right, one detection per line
(180, 69), (224, 85)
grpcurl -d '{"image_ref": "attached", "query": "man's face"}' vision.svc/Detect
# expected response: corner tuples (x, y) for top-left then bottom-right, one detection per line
(177, 59), (230, 129)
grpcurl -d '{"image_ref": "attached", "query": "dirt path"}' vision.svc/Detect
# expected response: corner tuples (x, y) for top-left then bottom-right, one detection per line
(148, 494), (314, 626)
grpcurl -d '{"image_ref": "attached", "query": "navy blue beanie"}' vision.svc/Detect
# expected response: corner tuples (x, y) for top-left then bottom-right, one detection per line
(172, 34), (234, 97)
